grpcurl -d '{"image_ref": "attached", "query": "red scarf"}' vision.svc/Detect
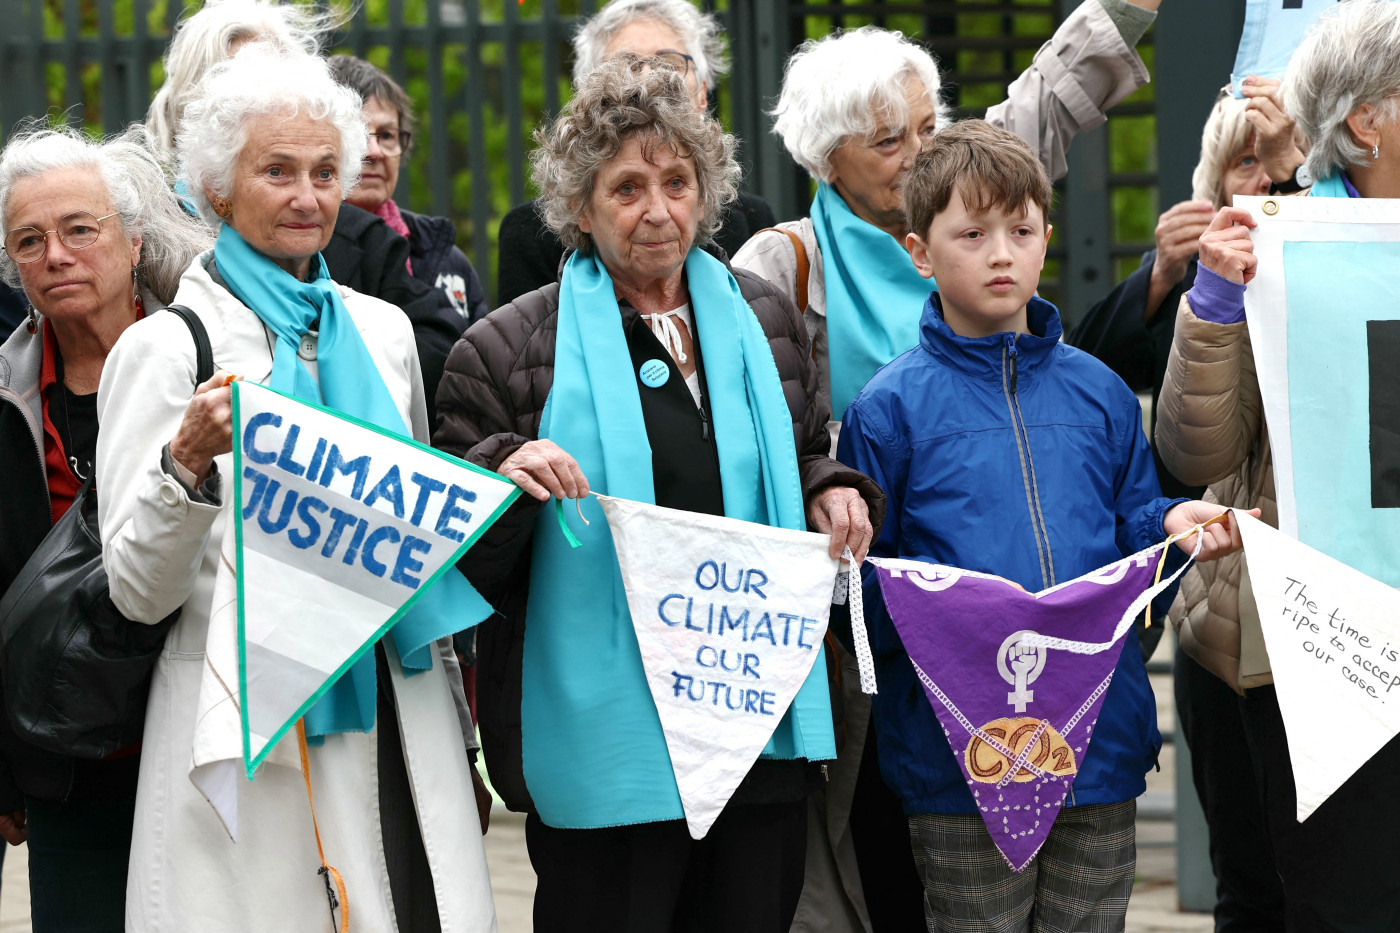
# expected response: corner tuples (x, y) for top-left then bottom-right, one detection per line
(373, 198), (413, 275)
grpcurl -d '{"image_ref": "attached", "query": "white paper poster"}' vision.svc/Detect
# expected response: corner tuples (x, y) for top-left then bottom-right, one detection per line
(598, 495), (840, 839)
(1236, 509), (1400, 820)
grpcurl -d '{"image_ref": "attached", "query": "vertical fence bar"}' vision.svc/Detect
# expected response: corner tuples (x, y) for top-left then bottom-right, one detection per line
(502, 0), (525, 207)
(424, 0), (450, 218)
(62, 0), (84, 126)
(463, 0), (493, 300)
(541, 0), (561, 120)
(386, 0), (406, 85)
(130, 0), (153, 127)
(97, 0), (123, 132)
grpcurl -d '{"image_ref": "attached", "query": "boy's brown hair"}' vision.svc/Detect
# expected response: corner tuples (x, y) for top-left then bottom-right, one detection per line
(902, 120), (1053, 238)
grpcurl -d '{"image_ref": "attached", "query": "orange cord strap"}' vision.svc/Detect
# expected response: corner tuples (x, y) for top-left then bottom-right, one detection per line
(1144, 512), (1231, 629)
(296, 719), (350, 933)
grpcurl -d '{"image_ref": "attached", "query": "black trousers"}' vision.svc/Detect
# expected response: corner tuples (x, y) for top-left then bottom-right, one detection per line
(1239, 684), (1400, 932)
(849, 722), (927, 932)
(526, 798), (807, 933)
(1174, 650), (1284, 932)
(25, 794), (134, 933)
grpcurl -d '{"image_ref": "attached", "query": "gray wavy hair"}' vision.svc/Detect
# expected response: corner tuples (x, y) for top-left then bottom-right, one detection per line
(1285, 0), (1400, 180)
(572, 0), (728, 91)
(0, 124), (214, 304)
(146, 0), (342, 168)
(177, 43), (368, 228)
(531, 59), (739, 253)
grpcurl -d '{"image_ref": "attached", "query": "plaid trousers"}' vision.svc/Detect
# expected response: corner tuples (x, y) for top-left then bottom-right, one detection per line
(908, 799), (1136, 933)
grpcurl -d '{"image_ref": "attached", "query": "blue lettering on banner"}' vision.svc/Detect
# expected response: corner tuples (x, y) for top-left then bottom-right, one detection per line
(237, 400), (509, 592)
(243, 412), (281, 465)
(653, 559), (820, 718)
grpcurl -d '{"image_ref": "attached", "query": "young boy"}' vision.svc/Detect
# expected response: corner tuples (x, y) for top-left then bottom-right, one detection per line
(836, 120), (1243, 931)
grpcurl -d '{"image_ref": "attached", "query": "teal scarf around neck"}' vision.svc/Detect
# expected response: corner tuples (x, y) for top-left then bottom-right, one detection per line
(214, 225), (489, 740)
(1308, 172), (1352, 199)
(811, 181), (936, 420)
(520, 248), (835, 829)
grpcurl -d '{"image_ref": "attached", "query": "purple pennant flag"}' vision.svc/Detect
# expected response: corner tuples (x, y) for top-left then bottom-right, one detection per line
(870, 544), (1185, 872)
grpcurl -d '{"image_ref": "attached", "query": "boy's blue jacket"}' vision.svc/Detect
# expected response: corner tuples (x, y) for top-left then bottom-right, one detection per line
(837, 293), (1185, 816)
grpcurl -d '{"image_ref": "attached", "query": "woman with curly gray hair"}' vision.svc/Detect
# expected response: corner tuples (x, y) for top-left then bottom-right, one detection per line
(97, 45), (494, 933)
(0, 123), (211, 932)
(434, 59), (884, 933)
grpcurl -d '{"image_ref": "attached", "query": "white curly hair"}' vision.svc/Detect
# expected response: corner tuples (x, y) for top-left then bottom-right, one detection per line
(176, 43), (368, 229)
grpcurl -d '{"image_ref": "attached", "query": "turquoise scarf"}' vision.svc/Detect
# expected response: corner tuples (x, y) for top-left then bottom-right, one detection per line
(520, 249), (836, 829)
(214, 225), (489, 739)
(812, 181), (936, 419)
(1308, 172), (1353, 199)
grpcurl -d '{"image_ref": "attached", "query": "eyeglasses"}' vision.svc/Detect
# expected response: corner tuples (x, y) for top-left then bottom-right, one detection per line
(613, 49), (696, 79)
(367, 128), (412, 157)
(3, 211), (120, 264)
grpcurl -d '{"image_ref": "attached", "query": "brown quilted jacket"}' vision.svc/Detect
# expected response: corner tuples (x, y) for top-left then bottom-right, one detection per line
(1155, 293), (1278, 693)
(432, 247), (887, 812)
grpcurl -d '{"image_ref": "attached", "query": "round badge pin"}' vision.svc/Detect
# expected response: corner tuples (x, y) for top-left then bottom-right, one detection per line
(639, 358), (670, 388)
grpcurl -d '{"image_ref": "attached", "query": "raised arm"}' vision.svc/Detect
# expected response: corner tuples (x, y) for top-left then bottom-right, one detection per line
(984, 0), (1157, 180)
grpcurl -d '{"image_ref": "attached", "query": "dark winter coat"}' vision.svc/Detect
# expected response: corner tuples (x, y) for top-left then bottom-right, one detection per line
(433, 243), (885, 814)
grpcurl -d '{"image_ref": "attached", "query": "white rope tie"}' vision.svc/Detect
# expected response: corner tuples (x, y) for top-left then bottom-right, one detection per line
(642, 309), (689, 364)
(840, 548), (878, 695)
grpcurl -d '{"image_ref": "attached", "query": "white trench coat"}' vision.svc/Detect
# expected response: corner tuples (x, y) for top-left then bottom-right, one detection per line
(97, 252), (496, 932)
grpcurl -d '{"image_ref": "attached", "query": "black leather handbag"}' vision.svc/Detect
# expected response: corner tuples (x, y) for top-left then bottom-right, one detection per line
(0, 305), (212, 758)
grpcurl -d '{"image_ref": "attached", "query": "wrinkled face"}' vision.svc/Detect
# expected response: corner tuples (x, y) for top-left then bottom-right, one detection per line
(5, 167), (141, 323)
(223, 110), (343, 279)
(1222, 136), (1272, 206)
(826, 76), (938, 232)
(578, 133), (703, 289)
(349, 95), (402, 213)
(602, 17), (706, 111)
(908, 190), (1050, 338)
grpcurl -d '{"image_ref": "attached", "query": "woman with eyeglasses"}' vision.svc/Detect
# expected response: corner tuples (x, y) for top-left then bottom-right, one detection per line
(328, 55), (490, 328)
(0, 124), (212, 933)
(494, 0), (778, 306)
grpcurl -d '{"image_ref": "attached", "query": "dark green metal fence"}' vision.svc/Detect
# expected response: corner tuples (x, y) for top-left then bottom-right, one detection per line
(0, 0), (1160, 318)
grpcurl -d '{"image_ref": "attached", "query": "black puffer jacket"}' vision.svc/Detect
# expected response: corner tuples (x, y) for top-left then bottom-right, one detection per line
(433, 244), (886, 813)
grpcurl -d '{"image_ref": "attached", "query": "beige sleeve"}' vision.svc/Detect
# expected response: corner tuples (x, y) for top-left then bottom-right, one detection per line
(1155, 293), (1265, 487)
(982, 0), (1151, 180)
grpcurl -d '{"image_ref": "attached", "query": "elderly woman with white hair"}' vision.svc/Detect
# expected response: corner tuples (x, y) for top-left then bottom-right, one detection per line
(96, 46), (494, 932)
(148, 0), (464, 426)
(0, 125), (211, 933)
(495, 0), (777, 305)
(1155, 2), (1400, 926)
(736, 1), (1164, 448)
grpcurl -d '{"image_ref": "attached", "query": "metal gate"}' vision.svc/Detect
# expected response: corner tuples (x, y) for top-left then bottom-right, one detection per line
(0, 0), (1157, 316)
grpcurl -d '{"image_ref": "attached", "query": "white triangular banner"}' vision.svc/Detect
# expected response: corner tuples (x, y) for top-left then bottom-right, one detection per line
(1236, 508), (1400, 820)
(597, 495), (839, 838)
(231, 381), (518, 775)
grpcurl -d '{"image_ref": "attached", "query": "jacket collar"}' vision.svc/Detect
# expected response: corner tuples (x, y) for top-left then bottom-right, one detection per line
(0, 317), (47, 452)
(918, 291), (1063, 381)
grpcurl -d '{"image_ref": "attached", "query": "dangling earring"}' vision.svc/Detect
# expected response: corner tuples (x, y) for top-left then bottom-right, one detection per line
(131, 268), (144, 316)
(24, 306), (38, 335)
(1374, 144), (1381, 161)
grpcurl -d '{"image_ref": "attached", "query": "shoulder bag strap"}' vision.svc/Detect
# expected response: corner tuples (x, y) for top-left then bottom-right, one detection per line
(758, 227), (810, 312)
(165, 305), (214, 386)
